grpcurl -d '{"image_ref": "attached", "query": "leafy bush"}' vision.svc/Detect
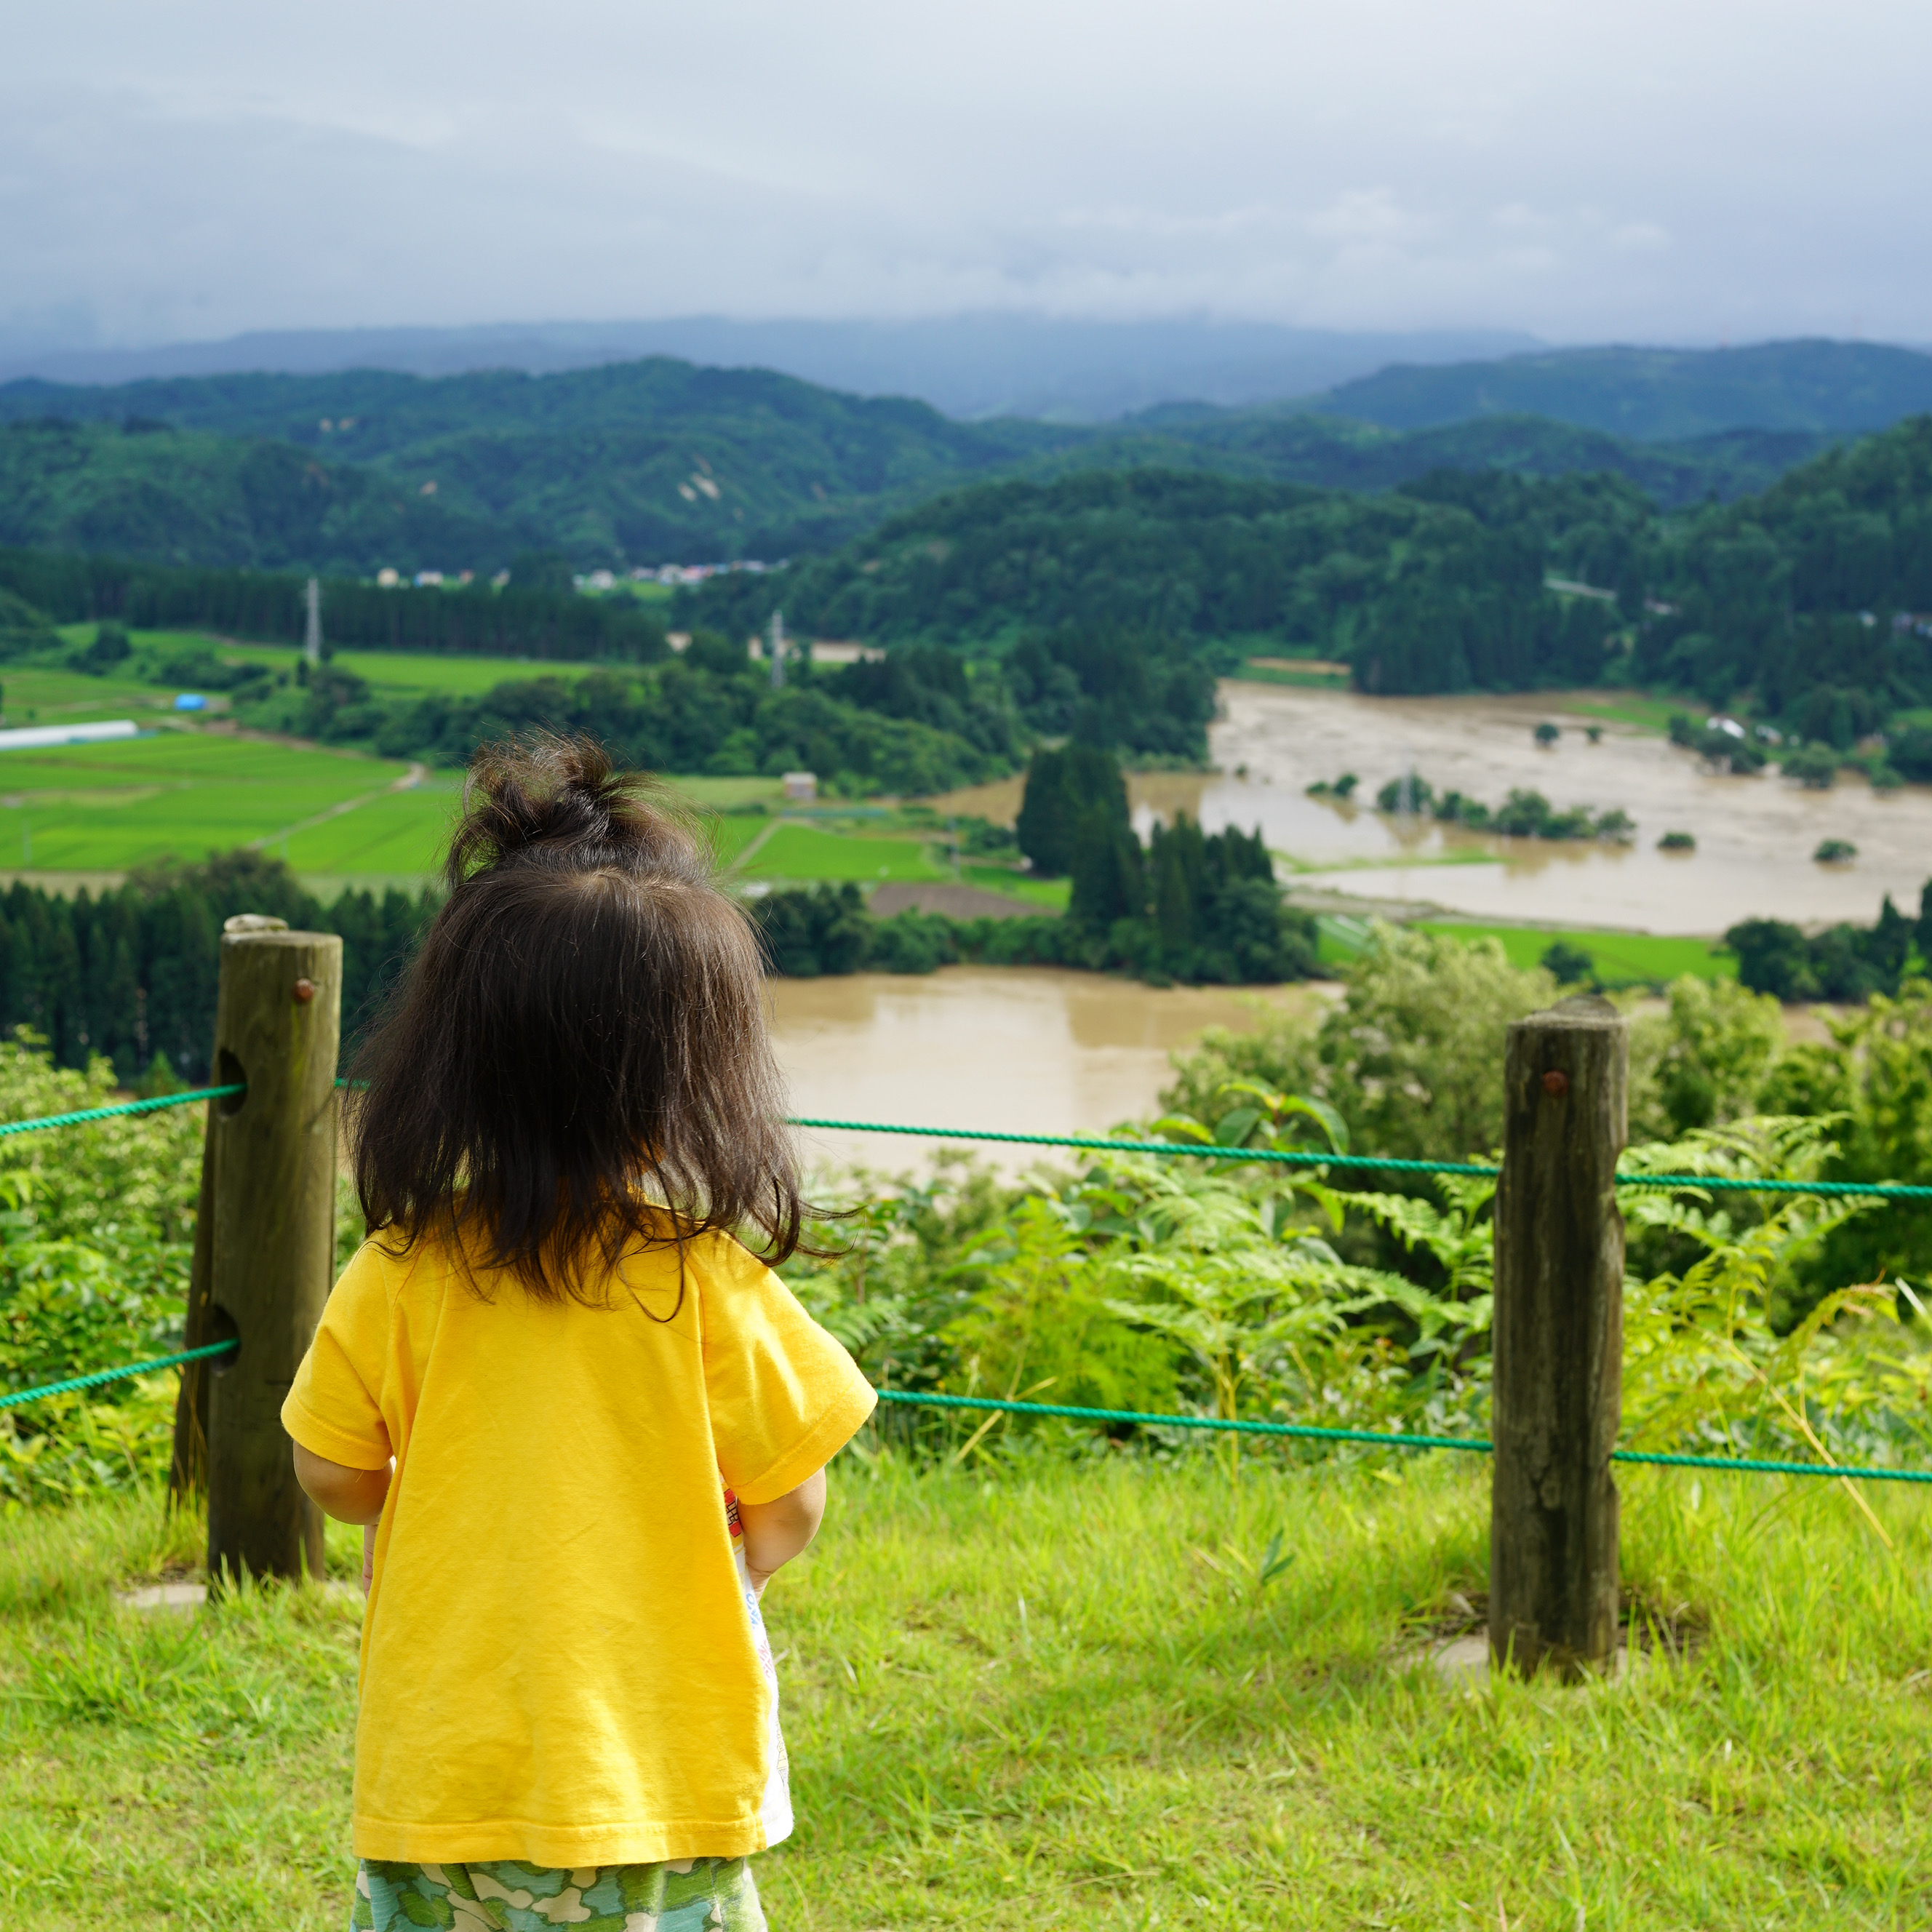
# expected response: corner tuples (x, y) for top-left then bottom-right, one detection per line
(1781, 743), (1841, 788)
(1725, 895), (1916, 1002)
(0, 1035), (202, 1506)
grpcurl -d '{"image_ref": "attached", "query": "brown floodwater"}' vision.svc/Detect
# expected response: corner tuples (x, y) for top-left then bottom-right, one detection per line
(934, 684), (1932, 935)
(767, 966), (1328, 1175)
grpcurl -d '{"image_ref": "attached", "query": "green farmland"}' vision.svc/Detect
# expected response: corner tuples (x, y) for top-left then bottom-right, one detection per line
(0, 735), (415, 876)
(1416, 922), (1736, 984)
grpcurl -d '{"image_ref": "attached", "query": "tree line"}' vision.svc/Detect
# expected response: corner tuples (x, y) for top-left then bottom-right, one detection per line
(0, 549), (667, 662)
(0, 853), (432, 1085)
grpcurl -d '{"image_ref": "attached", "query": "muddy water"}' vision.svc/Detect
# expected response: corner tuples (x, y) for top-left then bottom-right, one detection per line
(767, 967), (1327, 1174)
(933, 684), (1932, 935)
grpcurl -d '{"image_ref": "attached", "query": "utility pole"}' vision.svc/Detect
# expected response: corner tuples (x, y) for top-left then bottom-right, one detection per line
(770, 609), (786, 690)
(303, 577), (323, 667)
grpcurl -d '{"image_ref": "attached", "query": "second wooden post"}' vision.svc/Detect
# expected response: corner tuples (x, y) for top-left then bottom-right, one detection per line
(1489, 992), (1629, 1677)
(200, 914), (343, 1585)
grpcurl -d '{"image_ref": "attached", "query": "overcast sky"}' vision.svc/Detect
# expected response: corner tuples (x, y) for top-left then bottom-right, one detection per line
(4, 0), (1929, 353)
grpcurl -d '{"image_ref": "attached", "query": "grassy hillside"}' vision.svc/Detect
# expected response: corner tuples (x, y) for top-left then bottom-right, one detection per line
(1319, 338), (1932, 439)
(8, 1465), (1931, 1929)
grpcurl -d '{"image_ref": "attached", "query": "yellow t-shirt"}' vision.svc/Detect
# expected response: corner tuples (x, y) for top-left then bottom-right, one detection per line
(280, 1225), (875, 1867)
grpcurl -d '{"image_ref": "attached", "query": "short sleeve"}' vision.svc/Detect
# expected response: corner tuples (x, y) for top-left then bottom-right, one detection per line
(282, 1242), (396, 1470)
(701, 1237), (877, 1504)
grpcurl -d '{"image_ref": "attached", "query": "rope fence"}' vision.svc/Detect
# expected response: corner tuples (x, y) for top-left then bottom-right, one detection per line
(1, 1338), (239, 1410)
(786, 1117), (1932, 1199)
(0, 1083), (243, 1138)
(4, 1088), (1931, 1494)
(8, 1357), (1926, 1490)
(2, 1090), (1926, 1200)
(874, 1389), (1932, 1485)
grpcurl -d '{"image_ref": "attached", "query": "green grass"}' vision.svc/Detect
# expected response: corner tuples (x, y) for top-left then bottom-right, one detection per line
(737, 823), (951, 885)
(959, 863), (1069, 909)
(1565, 689), (1712, 735)
(1419, 921), (1737, 985)
(1237, 662), (1351, 688)
(202, 639), (609, 698)
(5, 1456), (1931, 1928)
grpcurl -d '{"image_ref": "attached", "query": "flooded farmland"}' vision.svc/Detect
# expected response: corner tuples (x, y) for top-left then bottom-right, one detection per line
(937, 682), (1932, 936)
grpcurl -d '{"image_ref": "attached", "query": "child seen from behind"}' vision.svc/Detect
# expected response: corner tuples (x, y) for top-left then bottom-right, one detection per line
(285, 736), (874, 1931)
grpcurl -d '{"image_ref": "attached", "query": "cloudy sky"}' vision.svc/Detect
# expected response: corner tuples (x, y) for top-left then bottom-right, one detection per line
(4, 0), (1928, 353)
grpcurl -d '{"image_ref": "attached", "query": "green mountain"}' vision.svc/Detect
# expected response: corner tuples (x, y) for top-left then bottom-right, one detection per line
(685, 418), (1932, 732)
(1314, 340), (1932, 440)
(0, 361), (1082, 570)
(0, 353), (1888, 578)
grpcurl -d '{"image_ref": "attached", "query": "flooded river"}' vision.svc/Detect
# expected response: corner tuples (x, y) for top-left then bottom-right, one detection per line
(937, 683), (1932, 935)
(768, 967), (1326, 1174)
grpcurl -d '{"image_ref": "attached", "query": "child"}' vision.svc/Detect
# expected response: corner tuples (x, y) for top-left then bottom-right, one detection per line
(284, 736), (874, 1932)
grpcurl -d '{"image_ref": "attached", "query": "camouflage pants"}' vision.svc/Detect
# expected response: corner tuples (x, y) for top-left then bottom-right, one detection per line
(351, 1856), (767, 1931)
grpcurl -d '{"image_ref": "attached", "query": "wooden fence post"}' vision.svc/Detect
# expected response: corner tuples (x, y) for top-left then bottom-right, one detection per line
(1490, 992), (1629, 1677)
(193, 914), (343, 1586)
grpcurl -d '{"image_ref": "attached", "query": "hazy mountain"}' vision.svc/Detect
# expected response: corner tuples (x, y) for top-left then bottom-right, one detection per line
(1315, 340), (1932, 440)
(0, 316), (1539, 423)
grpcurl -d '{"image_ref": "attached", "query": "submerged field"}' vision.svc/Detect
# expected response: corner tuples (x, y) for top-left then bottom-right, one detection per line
(3, 1456), (1928, 1930)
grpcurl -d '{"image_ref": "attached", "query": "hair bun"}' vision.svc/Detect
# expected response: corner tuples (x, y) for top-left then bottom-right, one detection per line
(447, 734), (706, 885)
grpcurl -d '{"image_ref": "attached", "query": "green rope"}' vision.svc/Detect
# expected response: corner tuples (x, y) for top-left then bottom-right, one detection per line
(787, 1118), (1932, 1199)
(874, 1389), (1932, 1485)
(0, 1084), (243, 1138)
(12, 1350), (1930, 1488)
(0, 1338), (238, 1411)
(875, 1388), (1491, 1454)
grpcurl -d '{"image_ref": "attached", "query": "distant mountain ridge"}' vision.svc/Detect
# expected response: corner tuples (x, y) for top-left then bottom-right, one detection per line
(0, 316), (1539, 424)
(0, 341), (1923, 574)
(1314, 340), (1932, 440)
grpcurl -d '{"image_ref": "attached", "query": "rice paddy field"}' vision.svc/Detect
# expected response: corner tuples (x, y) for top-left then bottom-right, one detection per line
(1413, 922), (1739, 985)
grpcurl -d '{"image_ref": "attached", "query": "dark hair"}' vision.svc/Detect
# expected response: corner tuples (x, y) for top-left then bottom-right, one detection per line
(348, 734), (807, 1302)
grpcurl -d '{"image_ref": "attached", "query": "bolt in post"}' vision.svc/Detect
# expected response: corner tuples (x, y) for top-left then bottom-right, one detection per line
(201, 915), (342, 1586)
(1490, 992), (1629, 1677)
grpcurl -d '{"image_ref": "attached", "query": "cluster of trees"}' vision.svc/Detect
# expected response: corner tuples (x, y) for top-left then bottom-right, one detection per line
(1375, 775), (1634, 841)
(0, 853), (431, 1083)
(0, 549), (666, 662)
(1725, 890), (1932, 1004)
(250, 640), (1017, 797)
(757, 746), (1316, 987)
(1016, 745), (1315, 983)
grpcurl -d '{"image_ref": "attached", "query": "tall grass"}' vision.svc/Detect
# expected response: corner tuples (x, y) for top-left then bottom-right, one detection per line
(4, 1454), (1929, 1929)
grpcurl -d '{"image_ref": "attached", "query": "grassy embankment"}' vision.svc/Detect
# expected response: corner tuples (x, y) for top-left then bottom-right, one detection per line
(3, 1455), (1928, 1929)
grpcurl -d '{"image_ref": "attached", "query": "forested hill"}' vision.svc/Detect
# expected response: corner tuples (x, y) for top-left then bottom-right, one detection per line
(686, 417), (1932, 727)
(684, 466), (1645, 693)
(0, 353), (1895, 579)
(0, 360), (1082, 568)
(1314, 340), (1932, 440)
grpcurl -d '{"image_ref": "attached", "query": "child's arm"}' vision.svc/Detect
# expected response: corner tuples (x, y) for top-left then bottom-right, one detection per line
(737, 1468), (826, 1596)
(293, 1442), (391, 1525)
